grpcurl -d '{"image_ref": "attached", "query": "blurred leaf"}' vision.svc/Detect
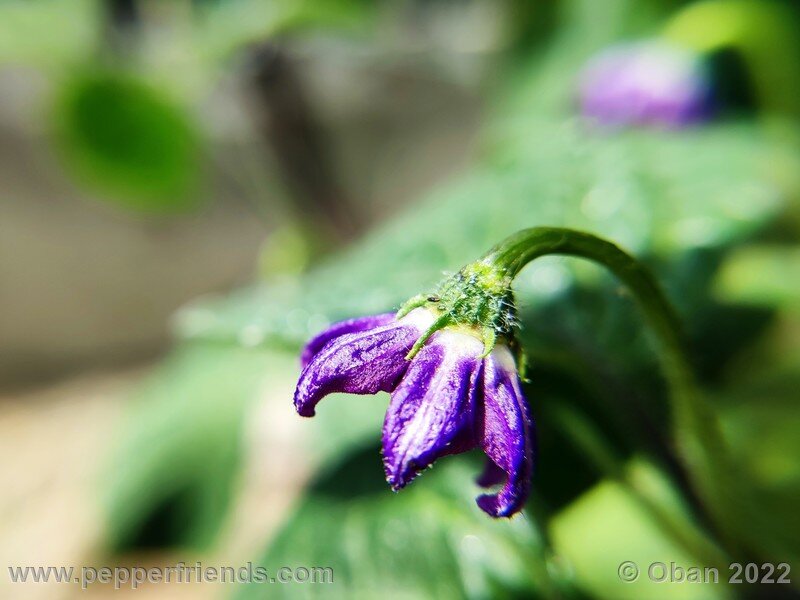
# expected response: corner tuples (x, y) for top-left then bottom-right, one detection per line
(193, 0), (375, 64)
(663, 0), (800, 118)
(103, 343), (275, 550)
(52, 72), (203, 213)
(550, 458), (731, 600)
(0, 0), (96, 67)
(304, 391), (388, 465)
(496, 0), (669, 121)
(713, 348), (800, 565)
(236, 445), (551, 600)
(177, 119), (799, 352)
(713, 245), (800, 308)
(258, 225), (314, 278)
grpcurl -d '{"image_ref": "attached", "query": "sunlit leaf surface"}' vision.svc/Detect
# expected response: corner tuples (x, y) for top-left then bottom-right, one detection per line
(237, 447), (547, 600)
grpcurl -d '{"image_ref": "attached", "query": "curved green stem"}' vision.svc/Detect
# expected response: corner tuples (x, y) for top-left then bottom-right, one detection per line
(483, 227), (746, 559)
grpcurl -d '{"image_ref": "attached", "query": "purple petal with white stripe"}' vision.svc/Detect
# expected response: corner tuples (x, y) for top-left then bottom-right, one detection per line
(476, 345), (535, 517)
(382, 331), (483, 489)
(294, 308), (435, 417)
(301, 313), (396, 368)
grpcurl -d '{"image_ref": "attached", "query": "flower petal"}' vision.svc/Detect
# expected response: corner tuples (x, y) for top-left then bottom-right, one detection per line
(579, 41), (714, 128)
(294, 308), (434, 417)
(475, 458), (506, 488)
(439, 419), (480, 458)
(476, 345), (535, 518)
(301, 313), (396, 368)
(382, 331), (483, 490)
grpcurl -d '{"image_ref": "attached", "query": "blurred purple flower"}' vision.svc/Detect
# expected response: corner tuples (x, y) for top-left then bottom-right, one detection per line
(294, 308), (535, 518)
(578, 41), (715, 128)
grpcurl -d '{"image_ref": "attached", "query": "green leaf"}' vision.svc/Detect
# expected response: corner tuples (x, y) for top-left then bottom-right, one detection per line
(103, 343), (276, 550)
(0, 0), (96, 68)
(713, 245), (800, 309)
(193, 0), (375, 63)
(52, 72), (203, 213)
(550, 458), (729, 600)
(712, 347), (800, 565)
(176, 119), (799, 351)
(235, 446), (550, 600)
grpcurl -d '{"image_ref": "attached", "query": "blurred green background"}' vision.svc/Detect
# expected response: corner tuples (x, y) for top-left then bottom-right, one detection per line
(1, 0), (800, 598)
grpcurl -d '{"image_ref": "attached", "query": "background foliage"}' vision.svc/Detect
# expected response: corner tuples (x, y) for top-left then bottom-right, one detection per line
(3, 0), (800, 598)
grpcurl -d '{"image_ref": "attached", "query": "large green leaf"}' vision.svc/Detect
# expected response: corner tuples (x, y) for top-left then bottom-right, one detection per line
(236, 446), (553, 600)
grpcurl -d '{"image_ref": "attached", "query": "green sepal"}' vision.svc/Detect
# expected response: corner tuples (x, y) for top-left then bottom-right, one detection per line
(480, 327), (497, 358)
(395, 294), (429, 319)
(405, 313), (452, 360)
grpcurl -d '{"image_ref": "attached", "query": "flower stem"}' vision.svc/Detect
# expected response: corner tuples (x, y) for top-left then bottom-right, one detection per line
(483, 227), (747, 559)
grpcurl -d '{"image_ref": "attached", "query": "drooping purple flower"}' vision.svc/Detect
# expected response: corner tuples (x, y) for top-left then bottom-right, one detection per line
(578, 41), (715, 128)
(294, 307), (536, 518)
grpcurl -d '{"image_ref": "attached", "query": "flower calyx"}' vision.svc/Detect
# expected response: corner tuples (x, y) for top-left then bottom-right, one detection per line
(397, 260), (518, 361)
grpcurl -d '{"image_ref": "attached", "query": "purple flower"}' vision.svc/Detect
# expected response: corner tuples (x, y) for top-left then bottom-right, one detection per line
(578, 41), (715, 128)
(294, 308), (535, 518)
